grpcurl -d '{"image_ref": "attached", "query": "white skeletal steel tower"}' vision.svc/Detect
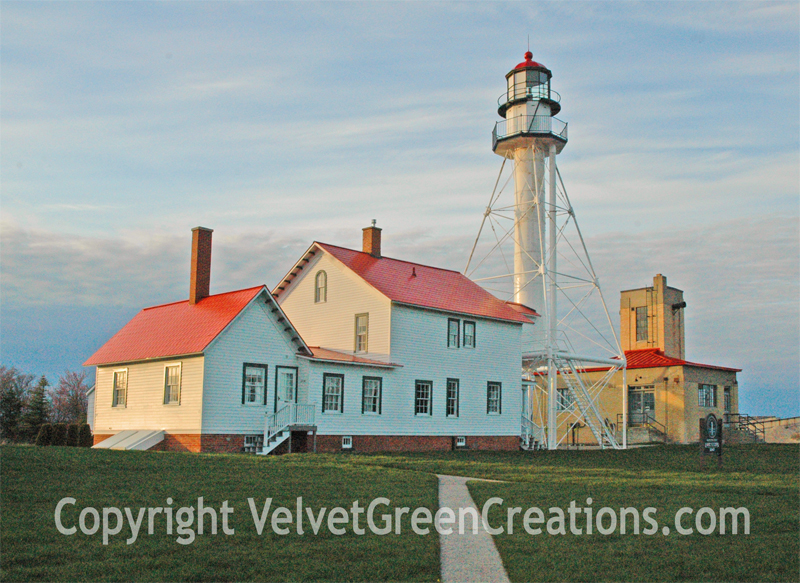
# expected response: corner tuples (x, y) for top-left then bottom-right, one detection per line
(466, 52), (626, 450)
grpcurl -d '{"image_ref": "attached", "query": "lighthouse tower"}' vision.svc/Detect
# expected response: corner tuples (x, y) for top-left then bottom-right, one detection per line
(492, 51), (567, 331)
(468, 53), (624, 450)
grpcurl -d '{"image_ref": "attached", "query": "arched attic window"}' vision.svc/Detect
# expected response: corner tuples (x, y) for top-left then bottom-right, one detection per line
(315, 270), (327, 303)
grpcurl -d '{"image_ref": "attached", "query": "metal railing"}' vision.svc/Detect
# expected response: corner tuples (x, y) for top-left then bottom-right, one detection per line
(617, 412), (668, 443)
(493, 115), (568, 149)
(498, 83), (561, 108)
(723, 413), (765, 442)
(521, 415), (546, 450)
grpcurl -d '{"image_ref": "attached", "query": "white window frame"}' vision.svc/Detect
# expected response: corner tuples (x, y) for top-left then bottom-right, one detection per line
(362, 377), (382, 415)
(163, 362), (182, 405)
(415, 381), (432, 416)
(112, 368), (128, 408)
(446, 378), (459, 417)
(242, 363), (267, 406)
(342, 436), (353, 449)
(463, 321), (476, 349)
(455, 436), (467, 448)
(447, 318), (460, 348)
(487, 382), (502, 415)
(315, 270), (327, 303)
(354, 313), (369, 353)
(322, 373), (344, 413)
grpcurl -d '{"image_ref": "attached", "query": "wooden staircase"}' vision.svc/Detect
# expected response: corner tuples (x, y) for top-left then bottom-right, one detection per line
(257, 403), (316, 455)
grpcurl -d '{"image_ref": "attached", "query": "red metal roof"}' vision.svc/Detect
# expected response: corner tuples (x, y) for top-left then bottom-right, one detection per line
(307, 243), (534, 324)
(84, 286), (265, 366)
(514, 51), (546, 70)
(303, 347), (401, 368)
(624, 348), (741, 372)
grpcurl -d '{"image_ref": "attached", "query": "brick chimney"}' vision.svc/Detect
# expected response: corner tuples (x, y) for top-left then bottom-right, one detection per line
(362, 220), (381, 258)
(189, 227), (213, 304)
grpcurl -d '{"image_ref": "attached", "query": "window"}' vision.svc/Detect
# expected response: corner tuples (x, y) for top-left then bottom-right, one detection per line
(699, 384), (717, 408)
(315, 270), (327, 303)
(463, 321), (476, 348)
(112, 369), (127, 407)
(242, 364), (267, 405)
(635, 306), (648, 342)
(243, 435), (263, 453)
(275, 367), (297, 409)
(455, 436), (466, 448)
(163, 364), (181, 405)
(415, 381), (432, 415)
(362, 377), (382, 414)
(446, 379), (459, 417)
(724, 387), (732, 413)
(342, 436), (353, 449)
(556, 388), (575, 412)
(323, 373), (344, 413)
(447, 318), (460, 348)
(487, 382), (502, 414)
(354, 313), (369, 353)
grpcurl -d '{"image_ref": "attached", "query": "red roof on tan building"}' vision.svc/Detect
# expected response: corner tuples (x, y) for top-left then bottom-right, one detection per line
(623, 348), (741, 372)
(84, 286), (266, 366)
(276, 242), (536, 324)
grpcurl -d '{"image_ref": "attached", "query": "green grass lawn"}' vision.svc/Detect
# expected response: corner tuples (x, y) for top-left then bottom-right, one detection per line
(348, 444), (800, 582)
(2, 444), (798, 582)
(1, 446), (439, 582)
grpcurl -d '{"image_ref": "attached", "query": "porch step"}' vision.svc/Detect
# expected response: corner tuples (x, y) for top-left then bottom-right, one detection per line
(256, 430), (290, 456)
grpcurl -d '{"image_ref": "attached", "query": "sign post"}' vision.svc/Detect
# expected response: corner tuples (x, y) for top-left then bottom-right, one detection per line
(700, 413), (723, 468)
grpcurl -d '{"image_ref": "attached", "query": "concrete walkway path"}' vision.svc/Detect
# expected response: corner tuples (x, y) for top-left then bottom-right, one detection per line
(437, 475), (511, 583)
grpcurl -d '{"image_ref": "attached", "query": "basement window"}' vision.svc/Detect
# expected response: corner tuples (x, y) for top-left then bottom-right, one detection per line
(243, 435), (263, 453)
(455, 436), (467, 448)
(342, 436), (353, 450)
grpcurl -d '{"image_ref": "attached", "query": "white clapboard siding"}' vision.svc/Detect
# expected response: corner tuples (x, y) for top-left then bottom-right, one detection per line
(308, 303), (523, 436)
(201, 294), (302, 434)
(93, 356), (204, 433)
(278, 251), (392, 358)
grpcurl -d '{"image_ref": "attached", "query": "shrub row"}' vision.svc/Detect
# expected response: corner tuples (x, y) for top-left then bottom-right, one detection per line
(35, 423), (93, 447)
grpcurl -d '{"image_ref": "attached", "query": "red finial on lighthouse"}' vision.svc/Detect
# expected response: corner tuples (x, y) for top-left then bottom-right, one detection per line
(514, 51), (545, 70)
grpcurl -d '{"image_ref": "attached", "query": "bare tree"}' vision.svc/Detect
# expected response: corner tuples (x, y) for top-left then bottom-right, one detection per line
(50, 371), (90, 424)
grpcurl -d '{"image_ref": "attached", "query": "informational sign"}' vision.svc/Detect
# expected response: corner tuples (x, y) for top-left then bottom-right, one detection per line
(700, 413), (723, 457)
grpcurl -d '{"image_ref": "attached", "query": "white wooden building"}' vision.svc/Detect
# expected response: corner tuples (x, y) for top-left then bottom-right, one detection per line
(85, 226), (539, 453)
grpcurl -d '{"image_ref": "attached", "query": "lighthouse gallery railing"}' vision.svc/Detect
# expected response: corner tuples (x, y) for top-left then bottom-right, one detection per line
(493, 115), (568, 149)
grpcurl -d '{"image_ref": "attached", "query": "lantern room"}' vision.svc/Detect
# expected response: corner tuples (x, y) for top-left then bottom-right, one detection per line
(497, 51), (561, 118)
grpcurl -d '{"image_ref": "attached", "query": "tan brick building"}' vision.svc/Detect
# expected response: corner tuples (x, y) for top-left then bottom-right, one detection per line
(563, 275), (740, 445)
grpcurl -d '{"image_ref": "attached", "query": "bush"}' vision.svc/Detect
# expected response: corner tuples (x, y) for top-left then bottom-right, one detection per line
(51, 424), (68, 446)
(35, 424), (53, 446)
(78, 424), (93, 448)
(66, 424), (80, 447)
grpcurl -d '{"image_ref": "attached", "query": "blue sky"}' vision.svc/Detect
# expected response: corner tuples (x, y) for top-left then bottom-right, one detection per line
(2, 2), (798, 415)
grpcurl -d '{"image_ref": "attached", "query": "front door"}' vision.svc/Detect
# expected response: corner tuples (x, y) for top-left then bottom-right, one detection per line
(629, 385), (655, 425)
(275, 366), (298, 411)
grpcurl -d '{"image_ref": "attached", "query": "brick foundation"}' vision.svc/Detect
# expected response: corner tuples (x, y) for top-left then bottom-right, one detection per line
(93, 434), (114, 446)
(315, 434), (519, 453)
(94, 432), (518, 453)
